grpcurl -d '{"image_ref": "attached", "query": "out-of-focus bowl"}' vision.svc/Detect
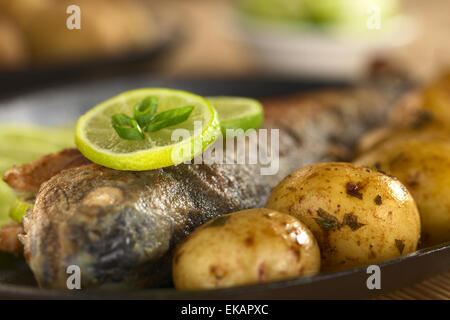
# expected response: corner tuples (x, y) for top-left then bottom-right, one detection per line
(232, 11), (418, 80)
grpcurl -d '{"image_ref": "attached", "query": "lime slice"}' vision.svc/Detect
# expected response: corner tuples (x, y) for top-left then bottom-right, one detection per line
(0, 124), (74, 149)
(0, 123), (74, 227)
(0, 157), (18, 175)
(76, 88), (221, 171)
(0, 124), (75, 165)
(207, 97), (263, 137)
(9, 197), (34, 223)
(0, 181), (15, 227)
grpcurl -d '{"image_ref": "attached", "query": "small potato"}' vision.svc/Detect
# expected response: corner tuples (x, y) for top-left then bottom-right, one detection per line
(388, 73), (450, 130)
(266, 162), (420, 272)
(356, 124), (450, 155)
(355, 138), (450, 247)
(172, 208), (320, 290)
(422, 73), (450, 127)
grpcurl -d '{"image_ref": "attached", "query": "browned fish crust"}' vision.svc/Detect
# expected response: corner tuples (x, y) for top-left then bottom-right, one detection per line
(2, 148), (90, 193)
(0, 222), (23, 256)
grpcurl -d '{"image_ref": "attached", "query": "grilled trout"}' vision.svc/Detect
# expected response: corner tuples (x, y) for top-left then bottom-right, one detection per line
(4, 75), (414, 289)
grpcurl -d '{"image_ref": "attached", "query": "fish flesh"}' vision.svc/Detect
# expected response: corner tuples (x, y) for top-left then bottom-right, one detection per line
(0, 221), (23, 255)
(4, 75), (415, 289)
(3, 148), (90, 194)
(0, 149), (90, 256)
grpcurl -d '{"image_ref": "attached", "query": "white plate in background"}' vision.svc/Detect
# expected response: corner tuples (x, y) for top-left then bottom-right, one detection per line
(232, 11), (418, 80)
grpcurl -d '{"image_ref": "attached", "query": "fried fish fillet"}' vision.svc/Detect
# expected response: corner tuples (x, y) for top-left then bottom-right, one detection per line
(4, 77), (413, 289)
(0, 221), (23, 255)
(3, 148), (90, 194)
(0, 149), (89, 256)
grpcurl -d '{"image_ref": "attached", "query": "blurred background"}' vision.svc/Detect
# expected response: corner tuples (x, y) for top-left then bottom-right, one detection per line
(0, 0), (449, 299)
(0, 0), (449, 96)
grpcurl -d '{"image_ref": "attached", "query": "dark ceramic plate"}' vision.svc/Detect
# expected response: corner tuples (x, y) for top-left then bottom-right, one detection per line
(0, 76), (448, 299)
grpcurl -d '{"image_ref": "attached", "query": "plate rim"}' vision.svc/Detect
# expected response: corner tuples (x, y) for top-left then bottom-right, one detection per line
(0, 242), (448, 299)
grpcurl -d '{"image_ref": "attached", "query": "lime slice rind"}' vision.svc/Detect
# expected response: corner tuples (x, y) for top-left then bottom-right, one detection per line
(0, 181), (15, 227)
(207, 96), (263, 137)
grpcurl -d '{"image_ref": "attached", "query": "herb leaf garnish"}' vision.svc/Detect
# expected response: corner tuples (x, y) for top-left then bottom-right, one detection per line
(313, 209), (366, 232)
(134, 96), (158, 128)
(342, 213), (365, 231)
(395, 239), (405, 254)
(145, 105), (194, 133)
(111, 96), (194, 140)
(111, 114), (145, 140)
(314, 208), (338, 231)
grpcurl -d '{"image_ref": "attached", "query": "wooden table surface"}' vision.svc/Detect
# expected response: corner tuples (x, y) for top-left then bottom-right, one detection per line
(376, 271), (450, 300)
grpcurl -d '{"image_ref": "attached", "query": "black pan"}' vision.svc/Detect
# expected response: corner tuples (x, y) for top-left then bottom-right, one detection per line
(0, 75), (448, 299)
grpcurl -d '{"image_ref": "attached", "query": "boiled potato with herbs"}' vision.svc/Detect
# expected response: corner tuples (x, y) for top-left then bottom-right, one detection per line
(422, 73), (450, 127)
(357, 124), (450, 155)
(388, 73), (450, 130)
(355, 139), (450, 247)
(266, 162), (420, 272)
(172, 208), (320, 290)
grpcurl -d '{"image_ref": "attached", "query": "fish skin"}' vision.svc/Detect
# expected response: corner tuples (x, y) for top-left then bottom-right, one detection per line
(20, 77), (415, 289)
(0, 222), (23, 256)
(23, 161), (270, 289)
(3, 148), (91, 194)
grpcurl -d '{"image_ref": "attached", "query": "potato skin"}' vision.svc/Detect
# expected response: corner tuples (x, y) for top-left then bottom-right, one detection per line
(355, 139), (450, 247)
(422, 73), (450, 127)
(357, 124), (450, 156)
(266, 162), (420, 272)
(388, 73), (450, 130)
(172, 208), (320, 290)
